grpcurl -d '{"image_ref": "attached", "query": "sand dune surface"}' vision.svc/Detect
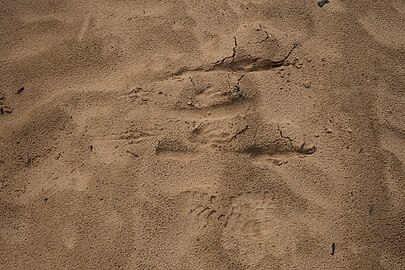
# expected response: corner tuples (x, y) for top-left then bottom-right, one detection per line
(1, 1), (404, 269)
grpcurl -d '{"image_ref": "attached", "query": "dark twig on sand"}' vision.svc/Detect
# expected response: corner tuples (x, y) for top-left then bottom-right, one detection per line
(318, 0), (329, 7)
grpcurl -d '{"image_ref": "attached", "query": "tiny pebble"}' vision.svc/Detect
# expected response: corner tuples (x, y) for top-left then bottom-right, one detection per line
(325, 128), (333, 134)
(303, 81), (311, 88)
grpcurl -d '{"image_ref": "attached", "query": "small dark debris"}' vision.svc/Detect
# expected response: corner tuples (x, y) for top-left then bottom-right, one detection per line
(305, 146), (317, 155)
(318, 0), (329, 7)
(89, 145), (94, 152)
(44, 198), (48, 202)
(368, 204), (374, 215)
(0, 106), (12, 115)
(297, 144), (317, 155)
(16, 87), (25, 94)
(129, 87), (142, 95)
(126, 150), (139, 158)
(331, 243), (336, 255)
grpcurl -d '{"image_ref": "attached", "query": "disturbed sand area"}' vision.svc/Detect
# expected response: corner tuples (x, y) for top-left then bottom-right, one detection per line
(0, 0), (404, 269)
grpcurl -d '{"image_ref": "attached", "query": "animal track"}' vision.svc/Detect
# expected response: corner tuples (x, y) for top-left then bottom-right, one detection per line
(167, 72), (251, 111)
(149, 72), (253, 116)
(207, 43), (296, 73)
(118, 129), (155, 142)
(89, 129), (155, 144)
(238, 124), (316, 165)
(187, 74), (245, 108)
(155, 139), (199, 160)
(190, 115), (248, 146)
(120, 86), (151, 102)
(243, 141), (316, 166)
(147, 23), (295, 117)
(123, 23), (309, 165)
(172, 24), (297, 76)
(173, 44), (295, 75)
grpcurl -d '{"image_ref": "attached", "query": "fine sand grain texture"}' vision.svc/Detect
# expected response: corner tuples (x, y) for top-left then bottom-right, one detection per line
(1, 1), (404, 269)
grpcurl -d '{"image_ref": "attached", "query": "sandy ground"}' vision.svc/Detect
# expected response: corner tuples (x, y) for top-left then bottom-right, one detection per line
(1, 0), (404, 269)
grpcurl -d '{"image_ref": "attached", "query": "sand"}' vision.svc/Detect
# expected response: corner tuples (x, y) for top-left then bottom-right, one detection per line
(0, 0), (404, 269)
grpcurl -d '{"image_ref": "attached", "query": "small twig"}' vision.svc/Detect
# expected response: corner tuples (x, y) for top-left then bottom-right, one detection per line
(126, 150), (139, 158)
